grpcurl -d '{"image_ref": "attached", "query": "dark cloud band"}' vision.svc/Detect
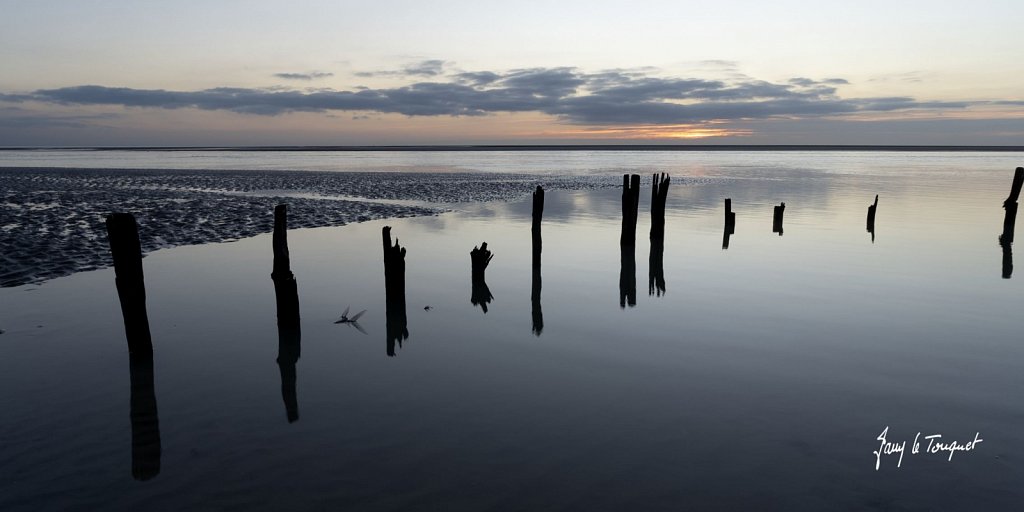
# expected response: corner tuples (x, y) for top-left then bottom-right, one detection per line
(5, 66), (973, 125)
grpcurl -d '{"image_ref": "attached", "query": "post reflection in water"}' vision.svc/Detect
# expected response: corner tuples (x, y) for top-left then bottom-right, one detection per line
(129, 351), (161, 481)
(649, 240), (666, 297)
(619, 245), (637, 308)
(272, 205), (301, 422)
(383, 227), (409, 356)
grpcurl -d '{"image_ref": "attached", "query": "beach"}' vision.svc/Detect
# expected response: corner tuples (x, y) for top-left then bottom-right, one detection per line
(1, 150), (1023, 510)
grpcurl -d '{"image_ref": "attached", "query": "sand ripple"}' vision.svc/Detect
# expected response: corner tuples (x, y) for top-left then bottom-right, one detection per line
(0, 168), (615, 287)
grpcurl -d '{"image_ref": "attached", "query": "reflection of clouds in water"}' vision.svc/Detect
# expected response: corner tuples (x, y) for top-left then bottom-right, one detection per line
(409, 215), (449, 233)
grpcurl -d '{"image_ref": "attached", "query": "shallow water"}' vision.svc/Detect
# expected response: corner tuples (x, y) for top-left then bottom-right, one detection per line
(1, 151), (1023, 510)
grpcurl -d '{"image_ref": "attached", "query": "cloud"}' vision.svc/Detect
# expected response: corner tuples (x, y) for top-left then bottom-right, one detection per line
(355, 59), (448, 78)
(403, 59), (446, 76)
(273, 71), (334, 80)
(4, 66), (980, 126)
(0, 106), (118, 129)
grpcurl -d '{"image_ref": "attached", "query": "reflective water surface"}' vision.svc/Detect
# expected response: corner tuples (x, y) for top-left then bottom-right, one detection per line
(1, 151), (1023, 510)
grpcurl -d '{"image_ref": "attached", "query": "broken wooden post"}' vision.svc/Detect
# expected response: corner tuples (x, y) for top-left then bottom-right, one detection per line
(106, 213), (152, 355)
(129, 351), (161, 481)
(470, 243), (494, 313)
(649, 173), (670, 242)
(620, 174), (641, 246)
(272, 205), (300, 327)
(271, 204), (300, 422)
(999, 168), (1023, 278)
(531, 186), (544, 335)
(723, 198), (736, 249)
(383, 227), (408, 356)
(1001, 168), (1023, 244)
(772, 202), (786, 235)
(867, 195), (879, 242)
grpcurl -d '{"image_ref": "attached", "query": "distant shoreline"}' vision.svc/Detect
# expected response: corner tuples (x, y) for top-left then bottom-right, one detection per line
(2, 145), (1023, 152)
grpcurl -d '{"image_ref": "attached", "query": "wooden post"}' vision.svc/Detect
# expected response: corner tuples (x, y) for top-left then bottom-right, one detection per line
(620, 174), (641, 246)
(531, 186), (544, 335)
(271, 204), (300, 422)
(129, 351), (161, 481)
(999, 168), (1023, 278)
(772, 202), (786, 235)
(866, 195), (879, 242)
(383, 227), (408, 356)
(106, 213), (152, 355)
(470, 243), (494, 313)
(723, 198), (736, 249)
(1001, 168), (1023, 243)
(272, 205), (300, 327)
(649, 173), (670, 242)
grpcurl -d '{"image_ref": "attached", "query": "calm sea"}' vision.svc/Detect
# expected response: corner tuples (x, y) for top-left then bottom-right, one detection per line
(1, 149), (1022, 511)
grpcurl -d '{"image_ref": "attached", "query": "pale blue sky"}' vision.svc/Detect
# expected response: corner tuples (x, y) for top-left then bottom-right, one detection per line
(1, 0), (1022, 145)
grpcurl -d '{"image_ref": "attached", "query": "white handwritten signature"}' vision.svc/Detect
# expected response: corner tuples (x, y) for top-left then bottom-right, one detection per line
(873, 426), (983, 470)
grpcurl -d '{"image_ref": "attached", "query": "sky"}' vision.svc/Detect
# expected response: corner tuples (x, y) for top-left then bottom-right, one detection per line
(1, 0), (1022, 146)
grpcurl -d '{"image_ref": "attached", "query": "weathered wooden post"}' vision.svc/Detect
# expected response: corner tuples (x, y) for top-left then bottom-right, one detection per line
(470, 242), (494, 313)
(999, 168), (1023, 278)
(271, 205), (300, 422)
(772, 202), (786, 235)
(620, 174), (641, 246)
(383, 227), (408, 356)
(106, 213), (152, 354)
(723, 198), (736, 249)
(531, 186), (544, 335)
(649, 173), (670, 242)
(272, 205), (300, 327)
(1001, 168), (1022, 243)
(867, 195), (879, 242)
(619, 175), (640, 307)
(129, 351), (161, 481)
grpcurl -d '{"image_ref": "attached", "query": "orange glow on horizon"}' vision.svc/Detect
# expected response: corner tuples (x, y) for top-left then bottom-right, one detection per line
(548, 124), (753, 140)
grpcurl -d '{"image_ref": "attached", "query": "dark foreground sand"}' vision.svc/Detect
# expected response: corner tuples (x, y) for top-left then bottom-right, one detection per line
(0, 168), (612, 287)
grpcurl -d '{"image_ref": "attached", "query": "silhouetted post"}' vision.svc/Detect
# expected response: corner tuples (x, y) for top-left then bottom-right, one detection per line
(649, 173), (670, 242)
(723, 198), (736, 249)
(129, 351), (161, 481)
(106, 213), (152, 355)
(531, 186), (544, 335)
(619, 246), (637, 308)
(532, 186), (544, 261)
(867, 195), (879, 242)
(383, 227), (408, 356)
(1001, 168), (1022, 243)
(999, 168), (1023, 278)
(470, 243), (494, 313)
(272, 205), (300, 327)
(772, 202), (786, 235)
(620, 174), (641, 246)
(271, 204), (301, 422)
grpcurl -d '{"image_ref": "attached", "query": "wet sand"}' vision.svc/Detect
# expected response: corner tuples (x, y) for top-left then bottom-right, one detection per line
(0, 168), (613, 287)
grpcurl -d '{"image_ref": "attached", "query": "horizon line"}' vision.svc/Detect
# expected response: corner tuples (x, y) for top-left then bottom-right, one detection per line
(2, 144), (1024, 152)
